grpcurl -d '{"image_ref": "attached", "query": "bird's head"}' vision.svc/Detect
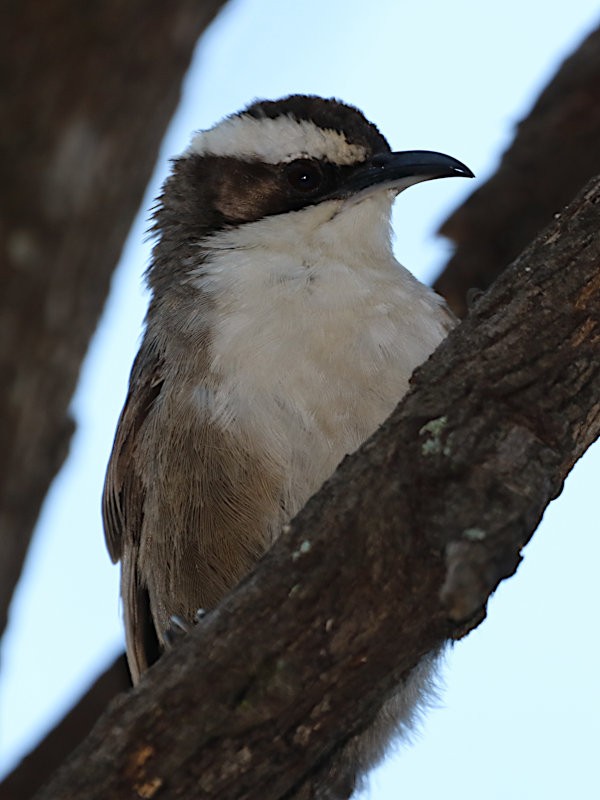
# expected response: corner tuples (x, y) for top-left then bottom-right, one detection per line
(149, 95), (472, 290)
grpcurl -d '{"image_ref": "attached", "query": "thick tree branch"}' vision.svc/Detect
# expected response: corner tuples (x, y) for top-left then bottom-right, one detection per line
(33, 176), (600, 800)
(0, 0), (229, 639)
(434, 22), (600, 315)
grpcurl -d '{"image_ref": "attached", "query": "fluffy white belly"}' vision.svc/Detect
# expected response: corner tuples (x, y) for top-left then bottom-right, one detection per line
(200, 262), (447, 519)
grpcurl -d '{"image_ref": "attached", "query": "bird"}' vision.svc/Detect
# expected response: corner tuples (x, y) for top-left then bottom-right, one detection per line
(102, 94), (473, 797)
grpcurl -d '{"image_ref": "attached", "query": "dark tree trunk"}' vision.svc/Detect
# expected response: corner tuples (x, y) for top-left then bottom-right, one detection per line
(0, 0), (229, 640)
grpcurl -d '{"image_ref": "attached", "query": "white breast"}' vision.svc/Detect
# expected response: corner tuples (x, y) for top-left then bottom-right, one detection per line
(189, 191), (452, 523)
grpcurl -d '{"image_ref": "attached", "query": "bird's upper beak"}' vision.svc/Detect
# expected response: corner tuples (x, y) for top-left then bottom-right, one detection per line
(336, 150), (474, 197)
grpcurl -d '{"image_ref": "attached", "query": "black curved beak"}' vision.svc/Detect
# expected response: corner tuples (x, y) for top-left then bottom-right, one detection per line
(338, 150), (474, 197)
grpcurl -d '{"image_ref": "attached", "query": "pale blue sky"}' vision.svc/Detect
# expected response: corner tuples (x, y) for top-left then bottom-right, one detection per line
(2, 2), (599, 798)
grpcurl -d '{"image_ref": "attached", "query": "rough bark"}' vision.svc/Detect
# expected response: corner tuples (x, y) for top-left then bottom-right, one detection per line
(434, 23), (600, 316)
(0, 0), (229, 640)
(32, 176), (600, 800)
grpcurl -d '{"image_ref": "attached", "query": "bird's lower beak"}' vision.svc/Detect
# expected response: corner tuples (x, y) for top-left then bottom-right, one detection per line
(337, 150), (474, 197)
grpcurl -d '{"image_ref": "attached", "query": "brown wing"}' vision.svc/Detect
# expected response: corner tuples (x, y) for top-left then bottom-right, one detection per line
(102, 342), (164, 680)
(103, 338), (284, 683)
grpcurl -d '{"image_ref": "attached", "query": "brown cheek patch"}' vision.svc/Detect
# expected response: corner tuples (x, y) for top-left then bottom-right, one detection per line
(214, 160), (284, 223)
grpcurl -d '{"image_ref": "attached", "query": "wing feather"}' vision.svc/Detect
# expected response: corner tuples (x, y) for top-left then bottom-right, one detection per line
(102, 343), (164, 679)
(103, 344), (164, 560)
(102, 338), (283, 681)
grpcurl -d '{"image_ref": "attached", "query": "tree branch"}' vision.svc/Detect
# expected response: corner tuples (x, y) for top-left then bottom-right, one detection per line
(0, 0), (230, 639)
(434, 23), (600, 316)
(33, 176), (600, 800)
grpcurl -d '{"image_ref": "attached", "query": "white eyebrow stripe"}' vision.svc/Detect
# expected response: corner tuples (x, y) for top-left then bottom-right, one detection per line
(185, 114), (368, 166)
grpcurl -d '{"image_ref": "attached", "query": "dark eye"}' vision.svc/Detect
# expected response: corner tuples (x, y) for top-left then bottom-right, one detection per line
(285, 159), (325, 194)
